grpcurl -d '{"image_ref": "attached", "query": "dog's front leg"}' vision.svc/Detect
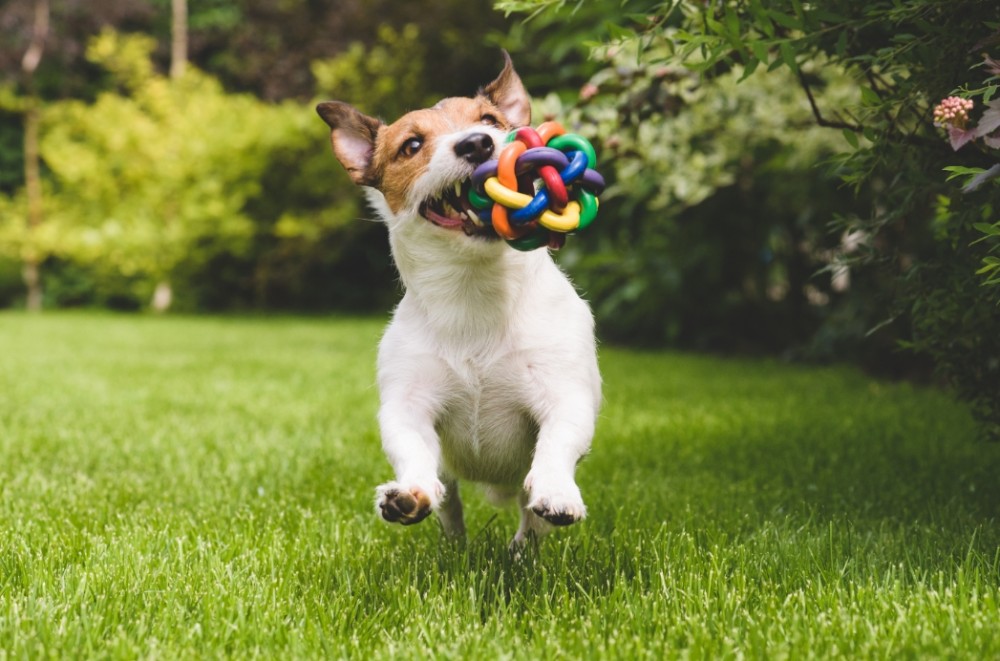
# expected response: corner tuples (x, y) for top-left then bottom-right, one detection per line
(523, 407), (595, 527)
(518, 360), (599, 530)
(375, 386), (447, 527)
(374, 340), (471, 536)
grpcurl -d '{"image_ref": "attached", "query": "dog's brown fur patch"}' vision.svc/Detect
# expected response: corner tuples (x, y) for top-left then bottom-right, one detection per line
(368, 97), (516, 214)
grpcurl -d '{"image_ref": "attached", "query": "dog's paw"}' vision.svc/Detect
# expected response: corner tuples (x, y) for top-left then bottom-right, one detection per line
(523, 473), (587, 526)
(374, 481), (442, 526)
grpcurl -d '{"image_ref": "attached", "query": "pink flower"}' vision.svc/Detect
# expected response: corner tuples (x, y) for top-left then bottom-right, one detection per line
(934, 96), (974, 129)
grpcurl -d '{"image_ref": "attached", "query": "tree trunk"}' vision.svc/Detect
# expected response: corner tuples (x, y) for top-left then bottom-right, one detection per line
(151, 281), (173, 313)
(22, 261), (42, 312)
(152, 0), (187, 313)
(23, 103), (43, 311)
(170, 0), (187, 80)
(20, 0), (49, 312)
(170, 0), (187, 79)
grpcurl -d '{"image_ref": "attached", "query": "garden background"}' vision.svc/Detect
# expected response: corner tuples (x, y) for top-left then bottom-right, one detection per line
(3, 0), (1000, 431)
(2, 1), (1000, 657)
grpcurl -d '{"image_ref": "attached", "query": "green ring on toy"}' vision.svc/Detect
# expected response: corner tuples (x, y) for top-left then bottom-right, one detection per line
(576, 191), (599, 230)
(468, 187), (492, 209)
(546, 134), (597, 170)
(508, 230), (551, 251)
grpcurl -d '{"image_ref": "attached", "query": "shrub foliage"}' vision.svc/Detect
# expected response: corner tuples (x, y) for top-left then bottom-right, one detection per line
(499, 0), (1000, 432)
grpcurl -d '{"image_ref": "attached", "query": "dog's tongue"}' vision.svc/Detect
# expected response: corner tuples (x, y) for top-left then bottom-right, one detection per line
(424, 207), (466, 229)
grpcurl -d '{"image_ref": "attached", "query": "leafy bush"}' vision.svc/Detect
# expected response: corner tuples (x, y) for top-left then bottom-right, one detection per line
(540, 43), (868, 353)
(0, 29), (399, 313)
(501, 0), (1000, 433)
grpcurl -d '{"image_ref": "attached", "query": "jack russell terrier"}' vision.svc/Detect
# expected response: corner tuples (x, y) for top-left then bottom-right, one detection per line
(317, 52), (601, 547)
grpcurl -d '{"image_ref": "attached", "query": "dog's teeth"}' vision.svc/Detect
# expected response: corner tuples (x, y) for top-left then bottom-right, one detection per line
(454, 181), (462, 196)
(465, 209), (480, 225)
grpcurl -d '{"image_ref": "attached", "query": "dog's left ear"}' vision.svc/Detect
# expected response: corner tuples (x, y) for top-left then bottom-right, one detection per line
(481, 50), (531, 128)
(316, 101), (384, 187)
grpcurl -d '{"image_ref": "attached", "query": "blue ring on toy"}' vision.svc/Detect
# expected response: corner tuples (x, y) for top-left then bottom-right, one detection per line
(509, 188), (551, 223)
(559, 150), (588, 186)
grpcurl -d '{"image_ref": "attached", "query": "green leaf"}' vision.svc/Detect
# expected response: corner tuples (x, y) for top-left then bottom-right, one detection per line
(724, 9), (742, 42)
(973, 222), (1000, 236)
(605, 21), (635, 41)
(739, 56), (760, 81)
(860, 86), (880, 106)
(975, 256), (1000, 276)
(779, 41), (798, 73)
(748, 0), (774, 38)
(834, 29), (848, 57)
(842, 128), (859, 149)
(943, 166), (985, 182)
(704, 14), (725, 38)
(749, 39), (770, 63)
(768, 10), (801, 30)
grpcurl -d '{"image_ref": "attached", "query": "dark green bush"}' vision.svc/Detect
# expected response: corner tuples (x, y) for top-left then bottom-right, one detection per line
(501, 0), (1000, 434)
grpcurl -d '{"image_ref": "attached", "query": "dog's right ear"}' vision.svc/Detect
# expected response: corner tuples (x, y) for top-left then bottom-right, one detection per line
(316, 101), (384, 187)
(481, 50), (531, 128)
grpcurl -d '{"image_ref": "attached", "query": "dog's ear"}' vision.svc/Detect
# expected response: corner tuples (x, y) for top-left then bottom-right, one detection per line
(481, 50), (531, 128)
(316, 101), (384, 187)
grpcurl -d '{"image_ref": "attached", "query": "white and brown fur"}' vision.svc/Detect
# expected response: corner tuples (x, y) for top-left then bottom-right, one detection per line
(316, 52), (601, 547)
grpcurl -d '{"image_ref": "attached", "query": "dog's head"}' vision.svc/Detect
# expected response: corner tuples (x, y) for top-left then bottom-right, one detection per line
(316, 51), (530, 245)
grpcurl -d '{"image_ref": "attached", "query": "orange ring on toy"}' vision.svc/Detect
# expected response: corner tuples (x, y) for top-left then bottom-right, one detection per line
(536, 121), (566, 144)
(497, 140), (526, 192)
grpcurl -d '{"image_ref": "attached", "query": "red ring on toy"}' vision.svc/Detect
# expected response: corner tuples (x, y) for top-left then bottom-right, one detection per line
(514, 127), (544, 149)
(513, 127), (567, 209)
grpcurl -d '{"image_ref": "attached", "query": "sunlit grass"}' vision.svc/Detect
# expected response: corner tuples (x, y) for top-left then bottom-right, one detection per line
(1, 312), (998, 658)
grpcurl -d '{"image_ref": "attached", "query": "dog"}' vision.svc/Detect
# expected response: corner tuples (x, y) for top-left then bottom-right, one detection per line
(316, 52), (601, 547)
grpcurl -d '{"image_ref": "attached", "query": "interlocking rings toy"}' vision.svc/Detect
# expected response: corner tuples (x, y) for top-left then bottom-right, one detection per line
(469, 121), (605, 251)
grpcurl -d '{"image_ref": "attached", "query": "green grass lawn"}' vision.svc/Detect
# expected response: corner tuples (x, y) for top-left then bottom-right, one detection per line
(1, 312), (998, 658)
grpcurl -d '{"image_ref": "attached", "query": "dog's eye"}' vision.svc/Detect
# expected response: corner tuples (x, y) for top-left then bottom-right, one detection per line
(480, 114), (500, 126)
(399, 137), (423, 157)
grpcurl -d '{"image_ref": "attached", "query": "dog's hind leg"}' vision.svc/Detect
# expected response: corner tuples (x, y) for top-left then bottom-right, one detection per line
(437, 477), (465, 538)
(510, 490), (552, 551)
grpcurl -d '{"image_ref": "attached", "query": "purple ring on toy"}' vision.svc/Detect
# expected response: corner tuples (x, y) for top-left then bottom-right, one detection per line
(471, 150), (606, 197)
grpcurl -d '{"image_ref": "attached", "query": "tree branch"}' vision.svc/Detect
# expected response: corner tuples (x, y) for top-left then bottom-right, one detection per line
(797, 69), (862, 132)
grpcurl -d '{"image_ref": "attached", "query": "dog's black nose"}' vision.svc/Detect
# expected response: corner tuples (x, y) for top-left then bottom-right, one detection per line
(454, 133), (494, 164)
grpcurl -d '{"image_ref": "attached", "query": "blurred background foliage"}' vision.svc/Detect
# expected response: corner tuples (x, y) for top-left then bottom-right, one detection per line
(1, 0), (998, 433)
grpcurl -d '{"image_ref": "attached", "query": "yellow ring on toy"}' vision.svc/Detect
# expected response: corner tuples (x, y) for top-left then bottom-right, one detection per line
(483, 177), (583, 232)
(539, 201), (582, 232)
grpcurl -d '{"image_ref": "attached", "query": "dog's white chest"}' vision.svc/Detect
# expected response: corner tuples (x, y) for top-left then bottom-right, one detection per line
(434, 353), (537, 486)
